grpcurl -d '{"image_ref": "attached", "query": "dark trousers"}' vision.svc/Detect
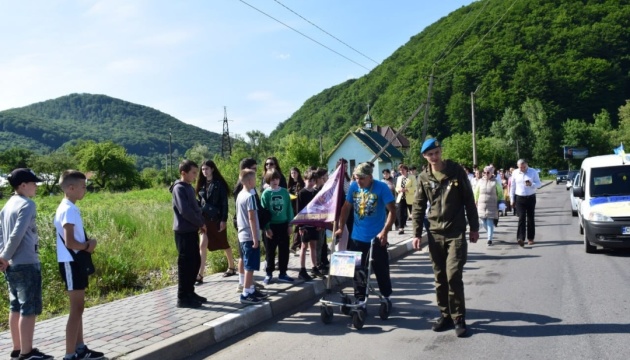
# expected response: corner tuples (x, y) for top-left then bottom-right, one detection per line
(515, 195), (536, 240)
(396, 197), (409, 229)
(264, 222), (290, 275)
(349, 238), (392, 299)
(427, 232), (467, 319)
(174, 231), (201, 299)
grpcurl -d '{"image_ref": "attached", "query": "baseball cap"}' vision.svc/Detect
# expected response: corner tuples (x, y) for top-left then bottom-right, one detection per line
(7, 168), (43, 188)
(353, 162), (374, 177)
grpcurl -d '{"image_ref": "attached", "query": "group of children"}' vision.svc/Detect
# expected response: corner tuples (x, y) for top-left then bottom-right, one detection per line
(0, 169), (104, 360)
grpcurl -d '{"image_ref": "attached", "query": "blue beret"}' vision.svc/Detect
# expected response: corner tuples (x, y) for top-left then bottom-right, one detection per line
(421, 138), (440, 154)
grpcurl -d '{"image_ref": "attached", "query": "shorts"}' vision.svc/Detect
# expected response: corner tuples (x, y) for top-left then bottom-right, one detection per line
(239, 241), (260, 272)
(301, 228), (320, 243)
(59, 260), (89, 291)
(5, 263), (43, 316)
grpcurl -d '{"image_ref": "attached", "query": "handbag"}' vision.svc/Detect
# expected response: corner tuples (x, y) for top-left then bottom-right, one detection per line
(58, 229), (95, 275)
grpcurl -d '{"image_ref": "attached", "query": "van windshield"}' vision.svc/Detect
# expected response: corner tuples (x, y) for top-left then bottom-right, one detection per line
(590, 166), (630, 197)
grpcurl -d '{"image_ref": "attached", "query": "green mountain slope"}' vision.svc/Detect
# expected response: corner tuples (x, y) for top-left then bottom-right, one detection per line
(0, 93), (222, 168)
(272, 0), (630, 149)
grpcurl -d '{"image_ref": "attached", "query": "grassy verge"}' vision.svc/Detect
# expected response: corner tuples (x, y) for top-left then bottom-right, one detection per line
(0, 188), (240, 330)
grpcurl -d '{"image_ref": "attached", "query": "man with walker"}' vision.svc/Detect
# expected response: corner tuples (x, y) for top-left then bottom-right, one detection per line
(336, 162), (396, 314)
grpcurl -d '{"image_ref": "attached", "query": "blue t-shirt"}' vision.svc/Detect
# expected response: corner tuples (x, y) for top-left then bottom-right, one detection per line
(346, 179), (395, 242)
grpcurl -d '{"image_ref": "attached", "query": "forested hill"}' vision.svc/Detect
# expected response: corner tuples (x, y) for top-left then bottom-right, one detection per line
(0, 93), (221, 168)
(271, 0), (630, 149)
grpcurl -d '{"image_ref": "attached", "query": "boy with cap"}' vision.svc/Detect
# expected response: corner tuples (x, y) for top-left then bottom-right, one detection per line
(335, 162), (396, 308)
(412, 138), (479, 338)
(0, 169), (54, 360)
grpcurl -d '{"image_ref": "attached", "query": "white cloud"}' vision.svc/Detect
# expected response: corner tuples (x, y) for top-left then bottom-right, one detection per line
(273, 52), (291, 60)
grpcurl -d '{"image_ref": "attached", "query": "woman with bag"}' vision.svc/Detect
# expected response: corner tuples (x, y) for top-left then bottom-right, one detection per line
(473, 165), (505, 246)
(195, 160), (235, 283)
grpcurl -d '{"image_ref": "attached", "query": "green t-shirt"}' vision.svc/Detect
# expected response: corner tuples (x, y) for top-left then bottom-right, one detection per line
(261, 187), (294, 228)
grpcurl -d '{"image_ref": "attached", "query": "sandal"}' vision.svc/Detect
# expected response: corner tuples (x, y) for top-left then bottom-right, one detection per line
(223, 267), (236, 277)
(195, 274), (203, 285)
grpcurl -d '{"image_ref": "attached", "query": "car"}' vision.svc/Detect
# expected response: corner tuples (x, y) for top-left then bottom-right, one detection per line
(557, 170), (577, 184)
(569, 172), (580, 216)
(566, 170), (578, 190)
(573, 153), (630, 253)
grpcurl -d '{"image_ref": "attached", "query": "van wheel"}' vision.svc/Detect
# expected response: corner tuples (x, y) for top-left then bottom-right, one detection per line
(584, 232), (596, 254)
(571, 209), (578, 217)
(579, 223), (584, 235)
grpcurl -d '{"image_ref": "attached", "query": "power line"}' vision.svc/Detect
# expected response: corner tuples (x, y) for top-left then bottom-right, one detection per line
(238, 0), (371, 71)
(440, 0), (521, 79)
(434, 0), (492, 64)
(273, 0), (379, 65)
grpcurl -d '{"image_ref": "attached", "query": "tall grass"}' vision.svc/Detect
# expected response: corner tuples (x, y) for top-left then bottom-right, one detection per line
(0, 188), (240, 330)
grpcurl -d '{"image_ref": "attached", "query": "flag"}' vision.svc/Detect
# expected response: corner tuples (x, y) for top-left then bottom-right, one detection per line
(614, 143), (625, 156)
(291, 160), (346, 231)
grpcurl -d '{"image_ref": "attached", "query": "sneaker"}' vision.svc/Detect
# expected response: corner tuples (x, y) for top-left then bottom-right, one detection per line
(240, 293), (262, 305)
(63, 355), (77, 360)
(454, 317), (467, 337)
(278, 274), (294, 283)
(263, 275), (272, 285)
(176, 297), (202, 309)
(298, 269), (313, 282)
(254, 281), (265, 290)
(236, 284), (244, 293)
(517, 239), (525, 247)
(311, 267), (323, 278)
(76, 346), (105, 360)
(398, 229), (404, 235)
(431, 316), (454, 332)
(252, 289), (269, 299)
(190, 292), (207, 303)
(10, 350), (20, 360)
(487, 240), (492, 246)
(384, 297), (393, 311)
(17, 348), (53, 360)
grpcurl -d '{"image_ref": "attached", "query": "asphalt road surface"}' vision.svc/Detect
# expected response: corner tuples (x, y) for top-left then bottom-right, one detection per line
(192, 183), (630, 360)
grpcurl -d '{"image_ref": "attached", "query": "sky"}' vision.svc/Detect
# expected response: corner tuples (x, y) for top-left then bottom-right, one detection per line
(0, 0), (475, 138)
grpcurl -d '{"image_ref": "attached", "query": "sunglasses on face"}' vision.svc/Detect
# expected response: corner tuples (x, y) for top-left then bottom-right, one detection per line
(265, 162), (274, 166)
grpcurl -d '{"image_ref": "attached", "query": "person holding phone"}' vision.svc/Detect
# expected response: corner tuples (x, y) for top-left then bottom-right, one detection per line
(509, 159), (541, 246)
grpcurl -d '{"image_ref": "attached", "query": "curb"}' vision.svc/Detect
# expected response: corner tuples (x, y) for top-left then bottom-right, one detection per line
(119, 237), (420, 360)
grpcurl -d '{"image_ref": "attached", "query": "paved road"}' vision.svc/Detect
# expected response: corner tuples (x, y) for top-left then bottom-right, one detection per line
(192, 184), (630, 360)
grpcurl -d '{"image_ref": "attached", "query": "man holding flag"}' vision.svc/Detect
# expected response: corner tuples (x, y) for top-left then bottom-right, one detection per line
(335, 162), (396, 307)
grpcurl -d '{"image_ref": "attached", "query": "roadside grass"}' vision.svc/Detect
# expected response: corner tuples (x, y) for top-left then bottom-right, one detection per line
(0, 188), (240, 330)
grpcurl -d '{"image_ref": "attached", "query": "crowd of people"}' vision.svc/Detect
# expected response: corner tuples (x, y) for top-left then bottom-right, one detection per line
(0, 139), (543, 358)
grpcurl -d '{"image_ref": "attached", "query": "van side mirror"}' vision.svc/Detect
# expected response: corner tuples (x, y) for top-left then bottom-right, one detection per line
(573, 186), (585, 199)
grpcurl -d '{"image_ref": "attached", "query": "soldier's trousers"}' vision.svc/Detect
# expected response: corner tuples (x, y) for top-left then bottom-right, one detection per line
(427, 231), (468, 319)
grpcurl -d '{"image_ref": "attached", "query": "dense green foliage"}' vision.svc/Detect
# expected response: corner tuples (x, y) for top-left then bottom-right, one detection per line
(0, 93), (223, 169)
(271, 0), (630, 167)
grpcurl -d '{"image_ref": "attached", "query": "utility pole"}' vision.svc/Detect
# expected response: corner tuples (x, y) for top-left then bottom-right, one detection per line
(421, 69), (435, 142)
(319, 135), (324, 164)
(168, 131), (172, 181)
(220, 106), (232, 158)
(471, 85), (481, 166)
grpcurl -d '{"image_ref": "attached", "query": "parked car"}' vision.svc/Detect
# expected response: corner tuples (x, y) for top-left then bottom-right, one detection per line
(566, 170), (578, 190)
(557, 170), (577, 184)
(573, 154), (630, 253)
(569, 172), (580, 216)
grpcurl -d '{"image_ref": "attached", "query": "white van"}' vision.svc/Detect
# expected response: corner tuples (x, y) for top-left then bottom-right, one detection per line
(573, 153), (630, 253)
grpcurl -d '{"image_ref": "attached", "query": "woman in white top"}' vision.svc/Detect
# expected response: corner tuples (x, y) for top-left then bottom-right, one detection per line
(473, 165), (505, 246)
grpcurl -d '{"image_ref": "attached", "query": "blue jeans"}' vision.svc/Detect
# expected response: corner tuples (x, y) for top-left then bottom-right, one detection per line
(4, 263), (43, 316)
(480, 218), (495, 241)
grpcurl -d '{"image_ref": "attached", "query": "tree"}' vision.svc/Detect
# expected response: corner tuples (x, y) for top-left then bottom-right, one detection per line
(0, 147), (34, 173)
(184, 144), (213, 165)
(75, 141), (139, 190)
(277, 133), (321, 171)
(245, 130), (271, 162)
(615, 100), (630, 147)
(588, 109), (613, 156)
(522, 98), (555, 167)
(491, 107), (531, 160)
(30, 150), (77, 194)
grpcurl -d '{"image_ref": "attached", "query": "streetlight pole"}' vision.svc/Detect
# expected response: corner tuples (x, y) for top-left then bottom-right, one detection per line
(471, 85), (481, 166)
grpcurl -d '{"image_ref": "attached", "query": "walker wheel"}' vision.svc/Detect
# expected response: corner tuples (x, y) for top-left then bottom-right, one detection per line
(352, 309), (365, 330)
(340, 295), (351, 316)
(320, 305), (334, 324)
(379, 302), (390, 320)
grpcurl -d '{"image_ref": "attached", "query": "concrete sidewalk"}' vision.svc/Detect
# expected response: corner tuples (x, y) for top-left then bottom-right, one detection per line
(0, 230), (419, 360)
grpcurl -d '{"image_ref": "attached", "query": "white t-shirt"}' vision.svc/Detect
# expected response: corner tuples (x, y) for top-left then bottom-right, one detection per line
(54, 198), (86, 262)
(236, 188), (259, 243)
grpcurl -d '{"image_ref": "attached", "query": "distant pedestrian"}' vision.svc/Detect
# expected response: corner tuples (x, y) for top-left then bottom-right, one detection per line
(236, 169), (269, 304)
(509, 159), (541, 246)
(412, 138), (479, 338)
(195, 160), (235, 284)
(260, 156), (287, 191)
(0, 169), (54, 360)
(473, 165), (504, 246)
(395, 164), (416, 235)
(169, 160), (207, 309)
(54, 170), (105, 359)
